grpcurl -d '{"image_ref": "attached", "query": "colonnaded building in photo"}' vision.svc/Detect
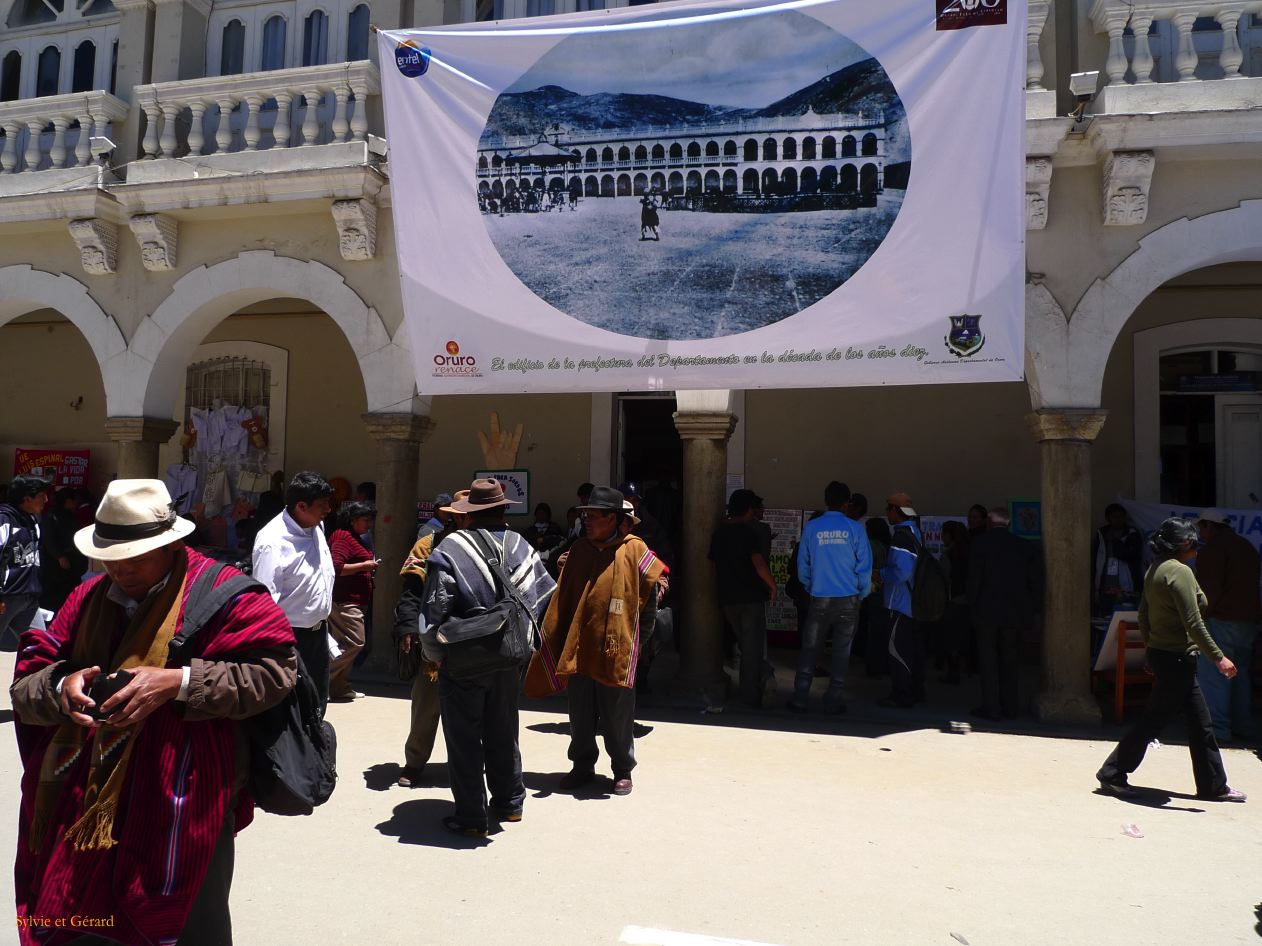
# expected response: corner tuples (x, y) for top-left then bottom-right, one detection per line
(0, 0), (1260, 723)
(475, 110), (887, 200)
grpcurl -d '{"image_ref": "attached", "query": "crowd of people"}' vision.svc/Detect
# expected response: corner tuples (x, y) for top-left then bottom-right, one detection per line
(2, 468), (1258, 943)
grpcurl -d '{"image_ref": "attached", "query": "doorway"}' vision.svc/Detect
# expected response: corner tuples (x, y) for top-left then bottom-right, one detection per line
(616, 393), (683, 551)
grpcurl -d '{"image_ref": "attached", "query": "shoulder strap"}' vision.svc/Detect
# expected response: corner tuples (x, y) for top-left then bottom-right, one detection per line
(466, 529), (539, 631)
(168, 562), (266, 662)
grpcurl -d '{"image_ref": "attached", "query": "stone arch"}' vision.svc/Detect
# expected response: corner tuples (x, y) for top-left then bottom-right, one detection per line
(0, 265), (128, 412)
(1059, 200), (1262, 408)
(130, 251), (409, 418)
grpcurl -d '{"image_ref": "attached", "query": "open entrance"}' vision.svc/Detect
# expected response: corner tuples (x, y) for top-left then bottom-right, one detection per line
(616, 392), (682, 553)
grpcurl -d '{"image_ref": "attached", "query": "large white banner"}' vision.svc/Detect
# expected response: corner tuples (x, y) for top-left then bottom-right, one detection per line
(379, 0), (1026, 394)
(1119, 499), (1262, 564)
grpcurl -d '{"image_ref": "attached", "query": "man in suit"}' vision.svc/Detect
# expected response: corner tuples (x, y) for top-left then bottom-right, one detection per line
(967, 507), (1042, 720)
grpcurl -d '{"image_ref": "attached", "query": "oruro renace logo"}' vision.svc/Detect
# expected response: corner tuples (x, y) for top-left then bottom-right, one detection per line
(944, 314), (985, 358)
(395, 40), (431, 78)
(433, 340), (481, 377)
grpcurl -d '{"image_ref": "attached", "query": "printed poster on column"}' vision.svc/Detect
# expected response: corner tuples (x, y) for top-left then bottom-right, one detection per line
(379, 0), (1026, 394)
(762, 508), (803, 633)
(14, 448), (91, 487)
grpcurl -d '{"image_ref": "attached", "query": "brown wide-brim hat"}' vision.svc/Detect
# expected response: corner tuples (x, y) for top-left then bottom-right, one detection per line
(74, 478), (195, 562)
(451, 478), (519, 514)
(439, 490), (470, 515)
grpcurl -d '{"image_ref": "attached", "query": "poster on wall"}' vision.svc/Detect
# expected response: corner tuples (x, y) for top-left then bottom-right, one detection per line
(379, 0), (1026, 394)
(762, 508), (803, 635)
(919, 515), (967, 553)
(14, 449), (91, 488)
(1120, 499), (1262, 574)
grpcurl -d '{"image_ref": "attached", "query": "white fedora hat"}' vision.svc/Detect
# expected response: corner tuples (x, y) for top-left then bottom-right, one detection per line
(75, 479), (195, 562)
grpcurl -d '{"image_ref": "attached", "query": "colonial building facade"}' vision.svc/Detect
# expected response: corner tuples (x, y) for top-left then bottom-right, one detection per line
(1, 0), (1260, 724)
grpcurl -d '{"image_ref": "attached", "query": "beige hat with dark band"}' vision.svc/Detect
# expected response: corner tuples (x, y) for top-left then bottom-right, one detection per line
(74, 479), (195, 561)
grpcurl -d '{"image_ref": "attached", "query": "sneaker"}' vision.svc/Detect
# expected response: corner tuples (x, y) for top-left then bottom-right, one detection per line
(1097, 778), (1140, 799)
(1202, 787), (1247, 803)
(558, 768), (596, 790)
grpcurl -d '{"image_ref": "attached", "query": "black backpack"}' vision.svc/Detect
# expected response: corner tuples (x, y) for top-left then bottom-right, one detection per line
(907, 532), (950, 623)
(168, 562), (337, 817)
(434, 529), (540, 680)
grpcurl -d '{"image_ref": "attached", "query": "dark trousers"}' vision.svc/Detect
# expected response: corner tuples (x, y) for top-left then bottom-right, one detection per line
(722, 602), (771, 706)
(887, 611), (924, 704)
(863, 600), (889, 676)
(293, 623), (331, 719)
(567, 672), (636, 778)
(1098, 648), (1229, 797)
(439, 668), (525, 828)
(975, 619), (1021, 716)
(792, 595), (860, 709)
(0, 592), (40, 652)
(68, 812), (236, 946)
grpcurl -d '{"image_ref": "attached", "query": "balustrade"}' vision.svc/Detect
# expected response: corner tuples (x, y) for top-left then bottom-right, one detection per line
(133, 61), (381, 161)
(0, 91), (129, 175)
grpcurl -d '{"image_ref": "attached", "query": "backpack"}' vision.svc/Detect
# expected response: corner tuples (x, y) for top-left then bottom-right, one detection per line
(907, 532), (950, 623)
(168, 562), (337, 817)
(435, 529), (540, 680)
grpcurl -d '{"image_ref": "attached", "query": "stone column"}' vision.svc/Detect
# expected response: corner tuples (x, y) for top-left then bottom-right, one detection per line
(1026, 408), (1108, 726)
(672, 409), (737, 705)
(111, 0), (157, 167)
(362, 412), (436, 673)
(105, 417), (179, 480)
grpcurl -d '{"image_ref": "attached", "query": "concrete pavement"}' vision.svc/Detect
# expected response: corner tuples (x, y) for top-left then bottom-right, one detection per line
(2, 651), (1259, 946)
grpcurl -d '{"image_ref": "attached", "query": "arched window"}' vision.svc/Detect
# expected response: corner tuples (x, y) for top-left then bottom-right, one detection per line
(861, 132), (878, 156)
(6, 0), (56, 27)
(1, 51), (21, 102)
(802, 137), (816, 160)
(651, 144), (664, 160)
(261, 15), (287, 71)
(617, 145), (630, 161)
(743, 138), (757, 161)
(584, 148), (596, 163)
(686, 142), (700, 159)
(669, 143), (682, 160)
(303, 10), (329, 67)
(705, 141), (718, 157)
(782, 137), (797, 160)
(71, 40), (95, 93)
(723, 140), (736, 158)
(492, 153), (503, 167)
(762, 138), (777, 161)
(478, 154), (488, 170)
(221, 19), (245, 75)
(841, 135), (856, 158)
(347, 4), (370, 61)
(634, 145), (647, 161)
(601, 146), (613, 162)
(109, 39), (117, 93)
(36, 45), (60, 97)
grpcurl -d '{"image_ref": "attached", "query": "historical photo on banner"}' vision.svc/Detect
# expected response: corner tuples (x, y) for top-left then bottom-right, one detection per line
(379, 0), (1026, 394)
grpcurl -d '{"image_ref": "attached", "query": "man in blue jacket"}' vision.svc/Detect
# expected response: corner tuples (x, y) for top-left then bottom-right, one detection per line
(0, 475), (51, 652)
(789, 481), (872, 713)
(879, 491), (924, 708)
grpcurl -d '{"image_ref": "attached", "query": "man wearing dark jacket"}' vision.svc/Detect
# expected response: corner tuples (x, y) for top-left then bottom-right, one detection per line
(967, 507), (1042, 720)
(0, 475), (51, 651)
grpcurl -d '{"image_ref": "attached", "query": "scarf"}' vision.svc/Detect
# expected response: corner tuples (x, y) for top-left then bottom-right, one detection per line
(30, 551), (189, 854)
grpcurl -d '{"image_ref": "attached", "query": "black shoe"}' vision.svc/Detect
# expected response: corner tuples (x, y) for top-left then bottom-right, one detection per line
(1097, 778), (1139, 799)
(441, 816), (488, 838)
(491, 806), (523, 822)
(786, 700), (808, 714)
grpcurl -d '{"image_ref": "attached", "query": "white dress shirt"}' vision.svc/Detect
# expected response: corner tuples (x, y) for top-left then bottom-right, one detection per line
(251, 510), (334, 628)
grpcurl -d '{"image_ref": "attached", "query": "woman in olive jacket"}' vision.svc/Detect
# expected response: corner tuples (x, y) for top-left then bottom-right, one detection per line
(1096, 518), (1246, 802)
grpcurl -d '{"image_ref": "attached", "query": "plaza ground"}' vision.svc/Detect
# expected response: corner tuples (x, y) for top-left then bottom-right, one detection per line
(484, 195), (903, 340)
(2, 650), (1259, 946)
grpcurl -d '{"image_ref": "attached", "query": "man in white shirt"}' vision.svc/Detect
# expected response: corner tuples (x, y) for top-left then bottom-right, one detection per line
(252, 471), (336, 715)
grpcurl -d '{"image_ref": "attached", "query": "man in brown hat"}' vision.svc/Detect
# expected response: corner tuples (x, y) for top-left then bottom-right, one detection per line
(525, 486), (666, 796)
(419, 479), (555, 837)
(9, 479), (296, 945)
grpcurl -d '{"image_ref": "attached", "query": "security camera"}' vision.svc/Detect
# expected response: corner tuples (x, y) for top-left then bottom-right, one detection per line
(1068, 71), (1100, 121)
(367, 134), (388, 159)
(88, 135), (116, 162)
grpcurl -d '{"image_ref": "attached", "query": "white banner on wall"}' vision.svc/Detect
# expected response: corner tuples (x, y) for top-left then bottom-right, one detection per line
(1119, 499), (1262, 563)
(379, 0), (1026, 394)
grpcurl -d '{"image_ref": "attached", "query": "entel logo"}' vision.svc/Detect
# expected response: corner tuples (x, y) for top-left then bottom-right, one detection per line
(395, 41), (431, 78)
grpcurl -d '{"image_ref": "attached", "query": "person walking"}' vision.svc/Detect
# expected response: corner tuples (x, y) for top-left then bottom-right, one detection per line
(393, 490), (464, 788)
(788, 481), (872, 714)
(0, 475), (50, 652)
(1096, 518), (1246, 802)
(419, 480), (555, 837)
(709, 489), (778, 708)
(1193, 509), (1261, 743)
(967, 507), (1041, 720)
(525, 486), (666, 796)
(10, 479), (296, 946)
(879, 492), (924, 708)
(251, 471), (336, 716)
(327, 500), (377, 703)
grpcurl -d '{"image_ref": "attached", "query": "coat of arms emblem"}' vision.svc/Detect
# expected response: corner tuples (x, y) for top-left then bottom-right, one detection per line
(945, 314), (985, 357)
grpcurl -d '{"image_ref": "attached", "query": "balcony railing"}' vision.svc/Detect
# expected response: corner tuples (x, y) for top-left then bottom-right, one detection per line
(0, 91), (130, 175)
(132, 61), (380, 161)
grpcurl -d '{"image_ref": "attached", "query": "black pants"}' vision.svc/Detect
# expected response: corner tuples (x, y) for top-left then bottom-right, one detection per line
(439, 668), (525, 828)
(568, 673), (636, 778)
(68, 812), (236, 946)
(975, 619), (1021, 716)
(293, 623), (331, 719)
(887, 612), (924, 704)
(1098, 648), (1229, 797)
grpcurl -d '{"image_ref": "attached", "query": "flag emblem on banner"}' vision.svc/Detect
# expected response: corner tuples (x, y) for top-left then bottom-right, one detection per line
(395, 41), (431, 78)
(945, 314), (985, 357)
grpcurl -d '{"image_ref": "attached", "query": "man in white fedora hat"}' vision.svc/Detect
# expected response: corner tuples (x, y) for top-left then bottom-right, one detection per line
(9, 478), (296, 946)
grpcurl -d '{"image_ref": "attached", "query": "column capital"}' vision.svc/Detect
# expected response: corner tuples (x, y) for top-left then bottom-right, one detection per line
(361, 412), (437, 444)
(104, 416), (179, 444)
(1025, 409), (1107, 444)
(672, 411), (737, 442)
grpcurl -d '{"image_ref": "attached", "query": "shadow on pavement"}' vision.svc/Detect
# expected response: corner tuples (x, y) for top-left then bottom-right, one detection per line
(0, 709), (13, 725)
(524, 770), (612, 801)
(364, 762), (451, 791)
(525, 720), (653, 739)
(1092, 786), (1206, 813)
(375, 799), (493, 848)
